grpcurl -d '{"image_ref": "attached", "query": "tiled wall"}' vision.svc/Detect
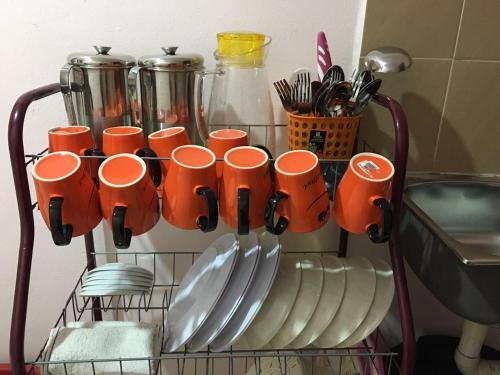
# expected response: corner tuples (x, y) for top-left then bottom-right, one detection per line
(360, 0), (500, 173)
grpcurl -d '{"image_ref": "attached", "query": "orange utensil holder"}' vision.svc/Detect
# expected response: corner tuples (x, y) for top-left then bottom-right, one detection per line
(287, 113), (361, 159)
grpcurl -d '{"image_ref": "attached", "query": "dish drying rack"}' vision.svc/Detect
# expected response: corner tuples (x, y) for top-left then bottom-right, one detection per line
(8, 83), (415, 375)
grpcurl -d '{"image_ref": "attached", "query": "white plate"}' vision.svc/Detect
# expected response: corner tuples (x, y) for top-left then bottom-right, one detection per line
(289, 255), (346, 348)
(268, 254), (324, 348)
(85, 271), (153, 281)
(210, 232), (281, 352)
(163, 233), (239, 352)
(314, 256), (376, 348)
(187, 232), (260, 352)
(89, 263), (153, 276)
(336, 258), (394, 348)
(80, 288), (150, 297)
(237, 253), (302, 350)
(82, 279), (153, 288)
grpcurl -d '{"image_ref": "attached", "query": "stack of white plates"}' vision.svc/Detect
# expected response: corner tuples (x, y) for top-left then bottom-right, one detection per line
(162, 231), (394, 353)
(163, 232), (281, 353)
(80, 263), (154, 297)
(236, 254), (394, 351)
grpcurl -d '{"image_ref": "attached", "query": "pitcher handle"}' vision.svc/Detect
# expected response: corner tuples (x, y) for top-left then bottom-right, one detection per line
(128, 66), (143, 127)
(194, 70), (223, 145)
(60, 63), (77, 125)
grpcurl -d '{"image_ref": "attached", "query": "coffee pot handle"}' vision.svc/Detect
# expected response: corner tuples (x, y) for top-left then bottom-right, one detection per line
(60, 64), (77, 124)
(128, 66), (143, 127)
(194, 70), (223, 145)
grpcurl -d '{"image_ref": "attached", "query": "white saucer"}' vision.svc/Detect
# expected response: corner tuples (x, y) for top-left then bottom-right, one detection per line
(289, 255), (346, 348)
(163, 233), (239, 353)
(237, 253), (302, 350)
(85, 271), (153, 281)
(89, 263), (152, 276)
(80, 285), (151, 296)
(336, 258), (394, 348)
(314, 256), (376, 348)
(210, 232), (281, 352)
(187, 232), (260, 352)
(82, 279), (153, 288)
(268, 254), (324, 348)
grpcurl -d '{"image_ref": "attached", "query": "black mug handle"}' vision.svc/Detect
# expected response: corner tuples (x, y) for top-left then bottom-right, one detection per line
(367, 198), (393, 243)
(196, 187), (218, 232)
(112, 206), (132, 249)
(238, 188), (250, 235)
(84, 148), (105, 188)
(252, 144), (276, 187)
(264, 191), (289, 235)
(251, 144), (273, 159)
(84, 147), (105, 160)
(136, 147), (162, 187)
(49, 197), (73, 246)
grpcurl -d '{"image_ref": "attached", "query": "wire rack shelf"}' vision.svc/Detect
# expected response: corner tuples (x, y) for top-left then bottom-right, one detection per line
(26, 250), (399, 375)
(8, 83), (415, 375)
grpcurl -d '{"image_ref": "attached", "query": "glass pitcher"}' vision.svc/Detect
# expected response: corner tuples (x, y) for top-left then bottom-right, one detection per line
(194, 31), (275, 152)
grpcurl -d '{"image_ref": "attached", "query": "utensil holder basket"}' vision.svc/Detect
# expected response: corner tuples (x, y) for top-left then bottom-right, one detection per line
(287, 113), (361, 159)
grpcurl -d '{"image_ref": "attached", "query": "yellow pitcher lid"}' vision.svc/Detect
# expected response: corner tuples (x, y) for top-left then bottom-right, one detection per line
(216, 31), (268, 66)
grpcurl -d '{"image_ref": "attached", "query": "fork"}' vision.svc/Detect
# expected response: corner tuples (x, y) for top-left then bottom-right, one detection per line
(293, 72), (312, 114)
(273, 79), (293, 112)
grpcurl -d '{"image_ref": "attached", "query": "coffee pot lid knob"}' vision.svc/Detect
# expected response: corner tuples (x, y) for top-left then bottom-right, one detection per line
(93, 46), (112, 55)
(161, 46), (179, 55)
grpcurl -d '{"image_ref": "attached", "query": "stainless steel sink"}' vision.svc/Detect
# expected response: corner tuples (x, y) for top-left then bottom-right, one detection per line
(401, 172), (500, 324)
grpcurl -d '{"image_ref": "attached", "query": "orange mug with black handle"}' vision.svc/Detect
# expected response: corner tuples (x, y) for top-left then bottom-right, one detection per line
(265, 150), (330, 234)
(333, 152), (394, 243)
(220, 146), (272, 234)
(102, 126), (161, 187)
(98, 153), (160, 249)
(163, 145), (218, 232)
(48, 125), (104, 183)
(208, 129), (248, 177)
(148, 126), (190, 175)
(32, 151), (102, 245)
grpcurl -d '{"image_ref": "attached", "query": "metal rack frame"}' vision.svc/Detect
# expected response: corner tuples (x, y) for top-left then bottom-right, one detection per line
(8, 83), (415, 374)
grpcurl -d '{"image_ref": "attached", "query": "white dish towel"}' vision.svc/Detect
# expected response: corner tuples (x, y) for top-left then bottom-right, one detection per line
(42, 321), (160, 375)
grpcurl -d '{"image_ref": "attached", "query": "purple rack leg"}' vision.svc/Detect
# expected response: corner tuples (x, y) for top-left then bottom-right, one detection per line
(8, 84), (102, 375)
(373, 93), (416, 375)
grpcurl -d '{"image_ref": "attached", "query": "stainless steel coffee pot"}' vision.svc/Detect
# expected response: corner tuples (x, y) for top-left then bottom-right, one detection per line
(60, 46), (136, 147)
(128, 47), (204, 145)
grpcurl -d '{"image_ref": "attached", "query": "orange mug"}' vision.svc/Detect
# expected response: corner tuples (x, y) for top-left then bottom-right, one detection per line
(163, 145), (218, 232)
(102, 126), (161, 187)
(98, 153), (160, 249)
(208, 129), (248, 177)
(148, 126), (190, 175)
(265, 150), (329, 234)
(220, 146), (272, 234)
(32, 151), (102, 245)
(333, 152), (394, 243)
(48, 126), (104, 181)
